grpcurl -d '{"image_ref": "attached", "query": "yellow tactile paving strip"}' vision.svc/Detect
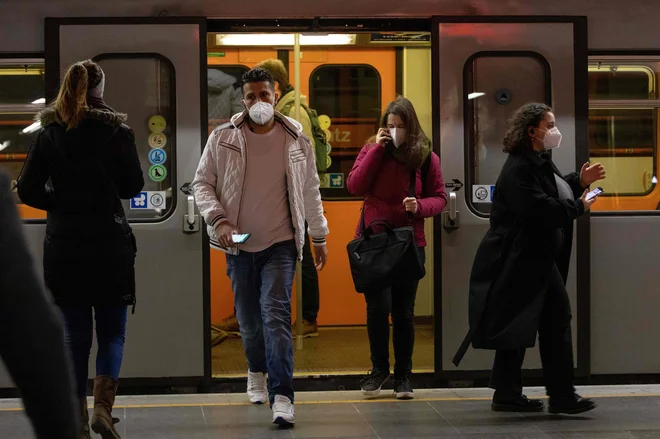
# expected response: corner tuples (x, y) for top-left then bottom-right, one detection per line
(2, 387), (660, 412)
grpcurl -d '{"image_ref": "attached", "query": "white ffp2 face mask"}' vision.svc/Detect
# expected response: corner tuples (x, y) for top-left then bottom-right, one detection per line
(541, 127), (562, 150)
(389, 128), (406, 148)
(248, 101), (274, 125)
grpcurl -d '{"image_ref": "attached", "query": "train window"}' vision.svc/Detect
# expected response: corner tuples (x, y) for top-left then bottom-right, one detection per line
(588, 59), (660, 210)
(95, 54), (176, 222)
(208, 65), (248, 130)
(589, 65), (655, 100)
(0, 60), (45, 218)
(464, 53), (550, 216)
(309, 64), (381, 199)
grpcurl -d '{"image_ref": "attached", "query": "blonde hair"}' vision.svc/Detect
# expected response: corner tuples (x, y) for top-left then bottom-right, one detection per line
(53, 60), (103, 130)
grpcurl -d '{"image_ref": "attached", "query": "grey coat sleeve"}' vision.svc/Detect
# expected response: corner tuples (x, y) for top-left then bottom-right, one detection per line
(0, 171), (80, 439)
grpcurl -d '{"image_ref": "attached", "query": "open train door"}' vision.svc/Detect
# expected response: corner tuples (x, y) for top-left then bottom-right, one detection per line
(41, 17), (209, 387)
(433, 17), (591, 379)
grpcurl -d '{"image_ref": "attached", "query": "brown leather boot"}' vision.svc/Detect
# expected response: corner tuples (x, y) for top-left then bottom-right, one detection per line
(80, 397), (90, 439)
(91, 376), (121, 439)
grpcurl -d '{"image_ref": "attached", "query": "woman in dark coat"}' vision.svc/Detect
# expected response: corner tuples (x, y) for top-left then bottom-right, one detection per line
(453, 103), (605, 415)
(17, 60), (143, 439)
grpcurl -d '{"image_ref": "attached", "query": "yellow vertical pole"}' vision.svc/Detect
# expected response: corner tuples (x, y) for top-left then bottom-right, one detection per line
(294, 33), (304, 351)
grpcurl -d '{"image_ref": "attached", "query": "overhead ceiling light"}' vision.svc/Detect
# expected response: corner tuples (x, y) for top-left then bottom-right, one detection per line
(31, 98), (45, 104)
(21, 121), (41, 134)
(0, 68), (43, 76)
(215, 33), (356, 46)
(468, 92), (486, 100)
(0, 141), (9, 151)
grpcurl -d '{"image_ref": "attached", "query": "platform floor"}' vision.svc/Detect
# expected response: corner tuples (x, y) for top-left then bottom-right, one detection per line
(3, 385), (660, 438)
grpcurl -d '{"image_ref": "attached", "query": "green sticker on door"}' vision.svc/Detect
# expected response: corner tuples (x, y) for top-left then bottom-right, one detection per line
(148, 165), (167, 182)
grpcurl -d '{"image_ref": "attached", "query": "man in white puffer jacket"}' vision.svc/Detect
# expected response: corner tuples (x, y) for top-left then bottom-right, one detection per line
(192, 68), (329, 427)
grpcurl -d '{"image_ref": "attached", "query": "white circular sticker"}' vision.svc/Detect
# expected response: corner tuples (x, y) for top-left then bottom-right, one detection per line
(150, 193), (165, 209)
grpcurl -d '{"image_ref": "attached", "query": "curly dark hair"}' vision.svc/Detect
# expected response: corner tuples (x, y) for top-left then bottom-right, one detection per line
(240, 67), (275, 96)
(502, 103), (552, 153)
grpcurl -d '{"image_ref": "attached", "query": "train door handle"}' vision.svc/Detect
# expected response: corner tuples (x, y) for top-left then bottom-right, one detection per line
(183, 195), (201, 233)
(443, 192), (460, 230)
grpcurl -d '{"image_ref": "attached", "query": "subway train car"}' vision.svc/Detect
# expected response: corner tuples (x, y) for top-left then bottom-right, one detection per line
(0, 0), (659, 394)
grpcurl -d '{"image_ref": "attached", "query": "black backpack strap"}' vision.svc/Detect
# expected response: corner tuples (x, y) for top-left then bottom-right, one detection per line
(420, 152), (432, 197)
(405, 152), (433, 220)
(408, 152), (433, 198)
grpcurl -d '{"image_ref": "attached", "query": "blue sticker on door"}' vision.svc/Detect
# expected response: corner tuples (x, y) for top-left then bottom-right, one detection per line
(148, 148), (167, 166)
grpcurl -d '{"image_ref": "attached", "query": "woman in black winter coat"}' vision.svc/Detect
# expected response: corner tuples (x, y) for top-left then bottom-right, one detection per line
(453, 103), (605, 415)
(17, 59), (144, 439)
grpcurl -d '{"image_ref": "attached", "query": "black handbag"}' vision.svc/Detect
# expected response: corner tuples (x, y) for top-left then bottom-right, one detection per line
(346, 169), (426, 293)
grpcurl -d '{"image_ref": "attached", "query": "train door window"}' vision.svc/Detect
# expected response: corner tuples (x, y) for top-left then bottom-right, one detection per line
(309, 64), (381, 199)
(465, 53), (550, 216)
(207, 65), (248, 129)
(588, 59), (660, 211)
(0, 60), (45, 218)
(95, 54), (176, 221)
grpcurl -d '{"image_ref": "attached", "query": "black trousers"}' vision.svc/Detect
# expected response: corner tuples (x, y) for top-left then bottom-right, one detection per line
(232, 222), (320, 323)
(364, 248), (425, 377)
(489, 264), (575, 398)
(300, 222), (320, 323)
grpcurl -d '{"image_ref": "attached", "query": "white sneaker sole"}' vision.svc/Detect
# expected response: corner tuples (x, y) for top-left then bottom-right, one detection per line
(273, 414), (295, 426)
(395, 391), (414, 400)
(247, 390), (267, 405)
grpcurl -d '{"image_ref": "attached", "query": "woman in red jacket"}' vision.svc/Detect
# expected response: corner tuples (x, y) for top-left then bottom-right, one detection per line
(347, 97), (447, 400)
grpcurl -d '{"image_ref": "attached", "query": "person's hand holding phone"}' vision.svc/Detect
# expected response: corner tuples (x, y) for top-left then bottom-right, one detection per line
(580, 189), (598, 211)
(215, 222), (238, 248)
(376, 128), (392, 147)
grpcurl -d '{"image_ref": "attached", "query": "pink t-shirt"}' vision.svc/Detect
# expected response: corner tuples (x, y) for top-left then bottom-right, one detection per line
(237, 123), (294, 252)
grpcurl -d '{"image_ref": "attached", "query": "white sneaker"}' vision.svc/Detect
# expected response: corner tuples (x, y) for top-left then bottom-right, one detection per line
(247, 371), (268, 404)
(272, 394), (295, 426)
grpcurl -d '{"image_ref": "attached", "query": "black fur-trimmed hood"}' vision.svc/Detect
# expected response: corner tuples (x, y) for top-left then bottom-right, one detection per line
(37, 107), (128, 128)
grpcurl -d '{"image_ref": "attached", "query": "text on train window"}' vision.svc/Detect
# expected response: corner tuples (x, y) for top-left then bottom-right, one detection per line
(588, 59), (660, 212)
(309, 64), (381, 199)
(0, 60), (46, 220)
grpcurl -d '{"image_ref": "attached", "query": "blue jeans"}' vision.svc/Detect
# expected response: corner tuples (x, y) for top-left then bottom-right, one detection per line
(226, 240), (296, 404)
(60, 306), (128, 397)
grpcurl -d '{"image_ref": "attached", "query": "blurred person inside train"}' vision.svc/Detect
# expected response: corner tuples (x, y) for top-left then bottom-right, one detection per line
(207, 67), (249, 347)
(17, 59), (144, 439)
(452, 103), (605, 415)
(213, 58), (325, 341)
(347, 96), (447, 400)
(192, 67), (329, 426)
(207, 68), (244, 132)
(0, 170), (80, 438)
